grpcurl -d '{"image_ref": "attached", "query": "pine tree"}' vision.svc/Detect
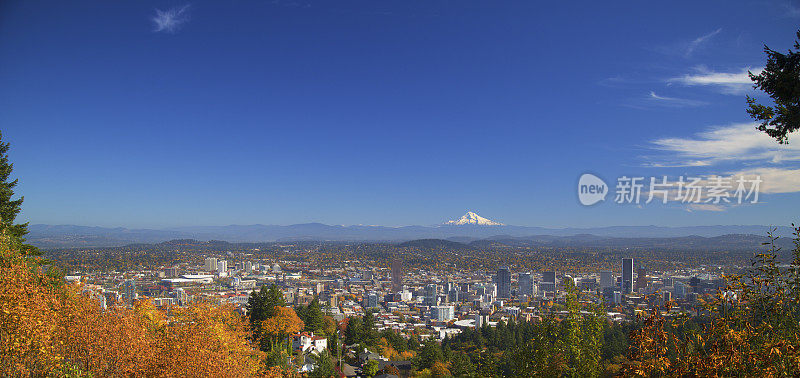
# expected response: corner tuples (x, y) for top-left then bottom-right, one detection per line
(747, 30), (800, 144)
(246, 284), (286, 335)
(308, 349), (336, 378)
(303, 297), (325, 335)
(0, 131), (36, 256)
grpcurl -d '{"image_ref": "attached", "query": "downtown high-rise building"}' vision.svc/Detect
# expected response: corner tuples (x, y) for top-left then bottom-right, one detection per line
(600, 271), (614, 289)
(622, 258), (634, 294)
(391, 258), (403, 294)
(217, 260), (228, 275)
(518, 272), (534, 296)
(424, 284), (438, 306)
(364, 291), (379, 309)
(636, 267), (647, 292)
(496, 266), (511, 298)
(674, 281), (687, 299)
(121, 279), (136, 305)
(430, 305), (455, 322)
(204, 257), (218, 272)
(540, 271), (556, 293)
(447, 287), (459, 303)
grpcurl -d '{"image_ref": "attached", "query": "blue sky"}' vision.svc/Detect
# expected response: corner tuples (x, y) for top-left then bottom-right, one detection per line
(1, 0), (799, 228)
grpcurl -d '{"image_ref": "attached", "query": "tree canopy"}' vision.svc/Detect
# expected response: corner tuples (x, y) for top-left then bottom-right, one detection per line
(747, 29), (800, 144)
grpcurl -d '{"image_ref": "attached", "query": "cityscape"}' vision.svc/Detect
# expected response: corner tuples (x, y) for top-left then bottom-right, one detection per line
(3, 0), (800, 376)
(33, 217), (783, 376)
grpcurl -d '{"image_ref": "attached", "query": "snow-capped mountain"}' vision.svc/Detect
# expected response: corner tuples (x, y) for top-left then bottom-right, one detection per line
(446, 211), (504, 226)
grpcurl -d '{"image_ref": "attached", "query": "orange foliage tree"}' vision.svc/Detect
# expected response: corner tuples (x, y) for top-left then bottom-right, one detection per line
(258, 306), (304, 352)
(0, 233), (290, 377)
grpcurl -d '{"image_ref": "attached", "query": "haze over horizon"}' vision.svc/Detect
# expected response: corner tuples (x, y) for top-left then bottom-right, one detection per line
(2, 0), (800, 229)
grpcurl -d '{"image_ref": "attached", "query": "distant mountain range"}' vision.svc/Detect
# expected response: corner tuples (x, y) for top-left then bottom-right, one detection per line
(27, 211), (795, 249)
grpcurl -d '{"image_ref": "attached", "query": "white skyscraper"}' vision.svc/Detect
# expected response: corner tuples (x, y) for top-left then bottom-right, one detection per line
(217, 260), (228, 275)
(204, 257), (218, 272)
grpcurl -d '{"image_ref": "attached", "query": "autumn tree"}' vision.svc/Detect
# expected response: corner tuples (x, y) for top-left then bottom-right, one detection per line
(247, 284), (286, 331)
(259, 306), (304, 352)
(1, 231), (269, 377)
(624, 226), (800, 376)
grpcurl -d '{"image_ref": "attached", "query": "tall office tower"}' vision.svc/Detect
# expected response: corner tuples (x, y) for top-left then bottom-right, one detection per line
(518, 273), (534, 296)
(447, 288), (459, 303)
(542, 271), (556, 285)
(540, 271), (556, 293)
(622, 258), (634, 294)
(424, 284), (438, 306)
(600, 271), (614, 289)
(636, 267), (647, 291)
(391, 259), (403, 293)
(204, 257), (218, 272)
(121, 280), (136, 305)
(245, 261), (253, 273)
(217, 260), (228, 275)
(496, 266), (511, 298)
(364, 291), (379, 309)
(674, 281), (687, 299)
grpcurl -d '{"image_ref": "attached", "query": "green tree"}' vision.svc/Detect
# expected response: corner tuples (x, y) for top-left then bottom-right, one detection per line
(747, 30), (800, 144)
(344, 316), (363, 345)
(362, 359), (379, 377)
(0, 132), (36, 256)
(361, 310), (378, 346)
(449, 351), (474, 377)
(245, 285), (286, 333)
(414, 340), (444, 370)
(302, 297), (325, 335)
(308, 349), (336, 378)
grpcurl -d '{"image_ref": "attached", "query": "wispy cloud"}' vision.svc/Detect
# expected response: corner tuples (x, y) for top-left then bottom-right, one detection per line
(640, 123), (800, 210)
(648, 123), (800, 166)
(687, 203), (726, 212)
(668, 66), (763, 94)
(647, 91), (708, 108)
(685, 28), (722, 57)
(733, 167), (800, 194)
(640, 169), (795, 212)
(653, 28), (723, 58)
(152, 5), (191, 33)
(778, 0), (800, 17)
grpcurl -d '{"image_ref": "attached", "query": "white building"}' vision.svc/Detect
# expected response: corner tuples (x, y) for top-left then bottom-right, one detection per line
(292, 332), (328, 354)
(475, 313), (490, 327)
(430, 305), (455, 322)
(505, 306), (521, 317)
(217, 260), (228, 276)
(204, 257), (218, 272)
